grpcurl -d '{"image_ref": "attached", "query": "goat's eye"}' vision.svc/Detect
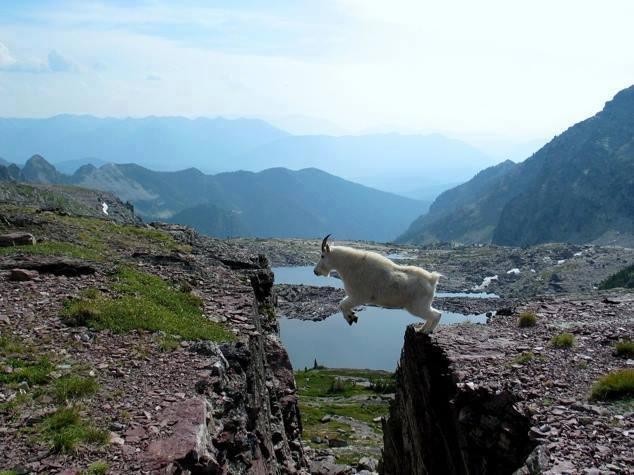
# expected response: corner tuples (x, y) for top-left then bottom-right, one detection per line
(321, 254), (324, 258)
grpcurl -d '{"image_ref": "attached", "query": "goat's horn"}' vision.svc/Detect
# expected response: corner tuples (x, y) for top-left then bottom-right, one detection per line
(321, 234), (331, 251)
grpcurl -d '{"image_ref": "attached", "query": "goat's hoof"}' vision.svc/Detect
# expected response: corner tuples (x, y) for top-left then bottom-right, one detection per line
(352, 315), (359, 323)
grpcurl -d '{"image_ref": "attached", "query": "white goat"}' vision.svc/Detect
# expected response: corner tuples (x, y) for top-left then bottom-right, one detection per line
(313, 235), (443, 333)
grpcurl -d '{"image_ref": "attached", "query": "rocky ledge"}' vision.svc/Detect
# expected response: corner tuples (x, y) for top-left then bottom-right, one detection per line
(383, 292), (634, 474)
(0, 216), (307, 473)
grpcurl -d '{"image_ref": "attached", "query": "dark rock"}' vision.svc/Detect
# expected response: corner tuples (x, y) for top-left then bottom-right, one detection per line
(9, 268), (39, 281)
(327, 438), (348, 448)
(1, 257), (96, 276)
(382, 327), (536, 475)
(309, 459), (353, 475)
(0, 232), (36, 247)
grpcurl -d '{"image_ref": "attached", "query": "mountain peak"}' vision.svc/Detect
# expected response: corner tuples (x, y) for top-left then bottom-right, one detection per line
(21, 155), (64, 184)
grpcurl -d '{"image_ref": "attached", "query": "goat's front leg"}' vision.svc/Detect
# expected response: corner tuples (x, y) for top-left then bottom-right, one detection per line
(339, 296), (361, 326)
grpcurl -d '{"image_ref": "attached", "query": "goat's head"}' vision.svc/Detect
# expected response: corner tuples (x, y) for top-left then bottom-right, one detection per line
(313, 234), (333, 276)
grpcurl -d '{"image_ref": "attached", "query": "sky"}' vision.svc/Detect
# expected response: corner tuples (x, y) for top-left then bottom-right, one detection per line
(1, 0), (633, 152)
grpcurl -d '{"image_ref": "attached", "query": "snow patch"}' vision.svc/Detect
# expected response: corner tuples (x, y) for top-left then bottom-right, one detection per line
(102, 202), (109, 215)
(507, 268), (521, 275)
(473, 275), (498, 291)
(557, 259), (566, 265)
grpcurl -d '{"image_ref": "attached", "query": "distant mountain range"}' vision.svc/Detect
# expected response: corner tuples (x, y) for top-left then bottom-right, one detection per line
(0, 156), (426, 242)
(0, 115), (495, 198)
(399, 85), (634, 247)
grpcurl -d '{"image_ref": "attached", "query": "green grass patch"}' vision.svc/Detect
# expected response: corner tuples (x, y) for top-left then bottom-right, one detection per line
(40, 406), (109, 453)
(0, 356), (53, 386)
(295, 368), (393, 398)
(86, 461), (109, 475)
(0, 241), (103, 261)
(156, 335), (181, 352)
(0, 335), (26, 355)
(517, 312), (537, 328)
(512, 352), (534, 365)
(0, 206), (189, 262)
(590, 369), (634, 401)
(599, 264), (634, 289)
(614, 340), (634, 358)
(551, 332), (575, 348)
(61, 267), (233, 342)
(54, 375), (99, 402)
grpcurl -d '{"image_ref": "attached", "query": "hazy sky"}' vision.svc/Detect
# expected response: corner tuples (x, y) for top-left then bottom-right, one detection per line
(1, 0), (633, 146)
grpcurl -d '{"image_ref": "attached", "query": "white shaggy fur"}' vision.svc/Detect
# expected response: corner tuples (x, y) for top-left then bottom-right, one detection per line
(314, 238), (443, 333)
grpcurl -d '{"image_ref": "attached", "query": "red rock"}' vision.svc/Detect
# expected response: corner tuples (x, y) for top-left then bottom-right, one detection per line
(9, 268), (39, 281)
(144, 398), (215, 470)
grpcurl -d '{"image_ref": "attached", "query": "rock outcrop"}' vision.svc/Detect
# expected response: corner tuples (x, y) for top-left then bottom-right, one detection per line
(382, 327), (535, 475)
(0, 204), (307, 473)
(383, 293), (634, 474)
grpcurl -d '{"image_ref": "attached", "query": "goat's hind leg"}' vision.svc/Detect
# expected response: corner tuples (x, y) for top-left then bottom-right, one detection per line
(339, 296), (361, 326)
(407, 302), (442, 334)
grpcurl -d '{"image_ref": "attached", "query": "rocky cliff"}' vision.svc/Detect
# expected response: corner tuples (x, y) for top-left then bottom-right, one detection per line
(0, 186), (307, 473)
(382, 294), (634, 474)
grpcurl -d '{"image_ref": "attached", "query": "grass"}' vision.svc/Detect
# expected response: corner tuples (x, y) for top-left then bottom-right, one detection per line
(156, 335), (181, 352)
(551, 332), (575, 348)
(61, 267), (234, 342)
(0, 207), (189, 262)
(590, 369), (634, 401)
(86, 461), (109, 475)
(517, 312), (537, 328)
(40, 406), (109, 453)
(614, 340), (634, 358)
(512, 352), (534, 365)
(0, 356), (53, 386)
(0, 335), (26, 355)
(0, 240), (103, 261)
(54, 375), (99, 402)
(295, 368), (393, 398)
(599, 264), (634, 289)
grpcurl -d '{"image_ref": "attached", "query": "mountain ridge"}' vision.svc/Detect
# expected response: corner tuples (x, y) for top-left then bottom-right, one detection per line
(0, 114), (494, 194)
(1, 156), (426, 242)
(398, 84), (634, 247)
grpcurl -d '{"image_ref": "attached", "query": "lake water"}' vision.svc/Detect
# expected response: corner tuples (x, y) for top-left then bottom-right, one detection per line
(273, 266), (491, 371)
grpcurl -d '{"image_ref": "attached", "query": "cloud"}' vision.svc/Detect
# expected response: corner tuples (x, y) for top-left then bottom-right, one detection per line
(0, 42), (16, 68)
(0, 42), (75, 73)
(146, 74), (161, 81)
(47, 49), (76, 72)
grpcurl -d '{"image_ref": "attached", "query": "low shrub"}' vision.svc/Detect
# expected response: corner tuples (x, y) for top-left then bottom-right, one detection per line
(517, 312), (537, 328)
(614, 340), (634, 358)
(590, 369), (634, 401)
(551, 332), (575, 348)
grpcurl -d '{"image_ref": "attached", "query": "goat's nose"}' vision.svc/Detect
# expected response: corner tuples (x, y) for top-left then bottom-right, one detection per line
(313, 269), (318, 275)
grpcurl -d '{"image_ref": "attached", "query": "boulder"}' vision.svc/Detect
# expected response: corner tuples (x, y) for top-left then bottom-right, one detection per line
(0, 232), (36, 247)
(144, 398), (218, 473)
(357, 457), (378, 471)
(9, 268), (39, 281)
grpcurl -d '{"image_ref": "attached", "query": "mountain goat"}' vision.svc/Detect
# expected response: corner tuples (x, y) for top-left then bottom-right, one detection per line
(313, 235), (443, 333)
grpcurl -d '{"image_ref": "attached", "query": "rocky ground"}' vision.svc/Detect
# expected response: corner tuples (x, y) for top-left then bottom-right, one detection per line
(0, 200), (309, 474)
(383, 291), (634, 474)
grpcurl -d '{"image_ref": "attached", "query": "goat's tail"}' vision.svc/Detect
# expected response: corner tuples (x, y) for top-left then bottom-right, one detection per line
(430, 271), (444, 286)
